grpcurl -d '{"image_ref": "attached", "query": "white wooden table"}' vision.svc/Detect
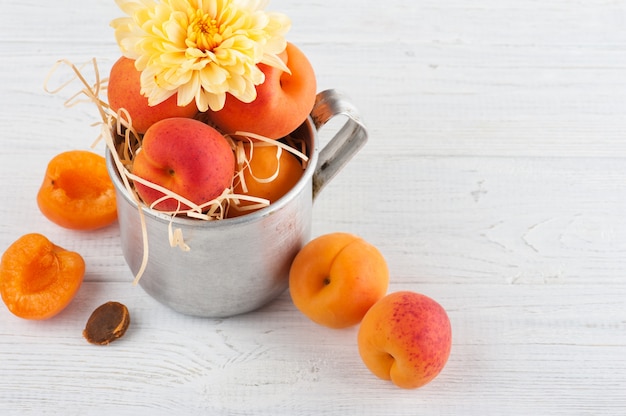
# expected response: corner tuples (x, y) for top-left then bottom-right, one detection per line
(1, 1), (625, 414)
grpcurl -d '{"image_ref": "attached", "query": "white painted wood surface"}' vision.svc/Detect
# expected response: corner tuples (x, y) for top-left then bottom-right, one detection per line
(1, 0), (625, 414)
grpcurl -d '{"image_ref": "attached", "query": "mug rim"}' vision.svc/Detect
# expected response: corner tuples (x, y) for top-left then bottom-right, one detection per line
(105, 116), (319, 228)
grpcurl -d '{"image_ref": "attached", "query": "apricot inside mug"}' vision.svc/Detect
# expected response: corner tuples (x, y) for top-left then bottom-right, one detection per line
(106, 89), (368, 318)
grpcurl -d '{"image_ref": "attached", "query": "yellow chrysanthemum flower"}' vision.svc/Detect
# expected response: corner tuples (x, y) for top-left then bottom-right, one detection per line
(111, 0), (291, 112)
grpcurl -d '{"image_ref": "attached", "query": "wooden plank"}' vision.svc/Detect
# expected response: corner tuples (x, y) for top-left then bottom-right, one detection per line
(1, 282), (624, 415)
(1, 0), (625, 414)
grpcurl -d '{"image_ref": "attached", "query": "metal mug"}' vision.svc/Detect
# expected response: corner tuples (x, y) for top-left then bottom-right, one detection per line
(106, 89), (368, 318)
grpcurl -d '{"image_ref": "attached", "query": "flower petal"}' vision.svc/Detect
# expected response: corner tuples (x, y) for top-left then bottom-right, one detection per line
(111, 0), (291, 111)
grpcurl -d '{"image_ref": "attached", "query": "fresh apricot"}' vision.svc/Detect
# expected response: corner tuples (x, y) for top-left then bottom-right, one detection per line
(131, 118), (236, 212)
(37, 150), (117, 230)
(107, 56), (198, 134)
(0, 233), (85, 320)
(206, 42), (317, 139)
(228, 142), (303, 217)
(357, 291), (452, 389)
(288, 233), (389, 328)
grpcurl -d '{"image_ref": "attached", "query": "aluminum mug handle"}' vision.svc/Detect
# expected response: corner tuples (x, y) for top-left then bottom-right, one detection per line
(310, 89), (368, 199)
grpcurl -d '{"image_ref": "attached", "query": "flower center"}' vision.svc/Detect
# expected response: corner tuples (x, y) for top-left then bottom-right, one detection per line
(189, 10), (222, 52)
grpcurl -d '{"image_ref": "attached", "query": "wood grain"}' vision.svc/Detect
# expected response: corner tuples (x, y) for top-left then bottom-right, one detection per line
(1, 0), (625, 415)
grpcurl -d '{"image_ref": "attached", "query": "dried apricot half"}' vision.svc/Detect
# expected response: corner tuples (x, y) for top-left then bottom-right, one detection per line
(37, 150), (117, 230)
(0, 233), (85, 320)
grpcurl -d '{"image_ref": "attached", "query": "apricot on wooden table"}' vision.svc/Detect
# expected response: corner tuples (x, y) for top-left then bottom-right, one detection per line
(0, 233), (85, 320)
(37, 150), (118, 230)
(107, 56), (198, 134)
(357, 291), (452, 389)
(227, 142), (303, 217)
(289, 232), (389, 328)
